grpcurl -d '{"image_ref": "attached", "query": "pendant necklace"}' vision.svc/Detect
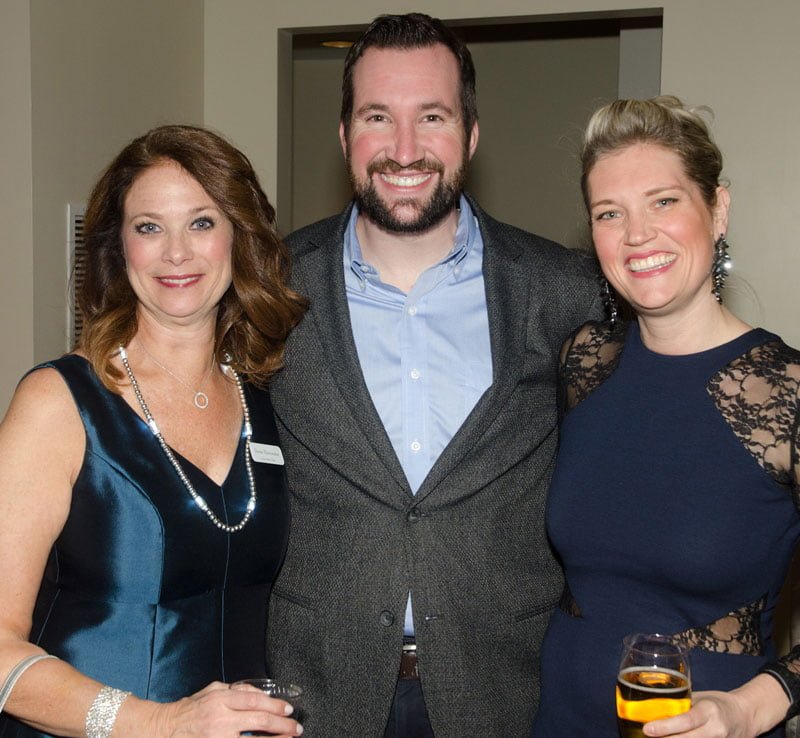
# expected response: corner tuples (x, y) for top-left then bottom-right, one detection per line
(119, 346), (257, 533)
(138, 342), (214, 409)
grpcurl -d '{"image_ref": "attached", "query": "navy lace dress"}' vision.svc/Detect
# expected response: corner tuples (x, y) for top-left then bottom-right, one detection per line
(0, 355), (289, 738)
(531, 322), (800, 737)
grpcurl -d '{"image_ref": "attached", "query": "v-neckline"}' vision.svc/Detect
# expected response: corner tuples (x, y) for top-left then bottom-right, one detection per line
(121, 394), (242, 488)
(77, 354), (244, 488)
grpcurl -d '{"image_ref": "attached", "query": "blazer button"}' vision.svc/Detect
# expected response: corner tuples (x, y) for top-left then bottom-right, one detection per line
(379, 610), (395, 627)
(407, 508), (422, 523)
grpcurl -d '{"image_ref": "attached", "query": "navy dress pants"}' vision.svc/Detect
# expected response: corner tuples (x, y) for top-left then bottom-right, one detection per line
(383, 678), (435, 738)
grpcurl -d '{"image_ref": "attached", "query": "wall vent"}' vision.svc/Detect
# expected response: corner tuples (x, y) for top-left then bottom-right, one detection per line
(67, 203), (86, 350)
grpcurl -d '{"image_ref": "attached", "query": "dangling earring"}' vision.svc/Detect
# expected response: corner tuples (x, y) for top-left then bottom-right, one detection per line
(600, 277), (619, 326)
(711, 234), (732, 304)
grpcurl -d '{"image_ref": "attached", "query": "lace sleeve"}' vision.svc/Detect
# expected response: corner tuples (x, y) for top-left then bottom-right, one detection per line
(557, 330), (579, 422)
(784, 348), (800, 499)
(754, 343), (800, 718)
(707, 339), (800, 505)
(794, 372), (800, 500)
(558, 320), (626, 417)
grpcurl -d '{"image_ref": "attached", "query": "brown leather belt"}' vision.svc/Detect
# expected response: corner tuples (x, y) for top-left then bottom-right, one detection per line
(399, 642), (419, 680)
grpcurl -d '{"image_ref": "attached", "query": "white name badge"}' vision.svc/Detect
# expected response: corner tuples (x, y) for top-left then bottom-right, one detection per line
(249, 442), (285, 465)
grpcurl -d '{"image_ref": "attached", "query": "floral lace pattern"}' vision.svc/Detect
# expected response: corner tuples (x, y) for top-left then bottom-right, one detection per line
(707, 339), (800, 503)
(559, 321), (626, 414)
(670, 596), (766, 655)
(559, 328), (800, 665)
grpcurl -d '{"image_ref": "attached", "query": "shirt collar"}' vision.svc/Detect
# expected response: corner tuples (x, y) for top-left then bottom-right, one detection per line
(344, 195), (478, 285)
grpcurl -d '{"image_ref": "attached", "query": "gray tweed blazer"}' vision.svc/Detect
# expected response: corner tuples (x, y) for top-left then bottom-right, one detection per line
(266, 196), (603, 738)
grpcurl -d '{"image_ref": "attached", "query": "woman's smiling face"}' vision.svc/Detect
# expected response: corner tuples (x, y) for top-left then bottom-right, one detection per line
(122, 160), (234, 330)
(588, 142), (729, 318)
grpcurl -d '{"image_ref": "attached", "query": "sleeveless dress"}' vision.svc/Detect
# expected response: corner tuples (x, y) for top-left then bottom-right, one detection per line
(0, 355), (289, 738)
(531, 322), (800, 738)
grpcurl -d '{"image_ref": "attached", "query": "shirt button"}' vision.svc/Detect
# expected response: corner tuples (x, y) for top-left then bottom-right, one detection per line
(410, 369), (421, 380)
(407, 305), (417, 316)
(410, 441), (422, 452)
(379, 610), (395, 627)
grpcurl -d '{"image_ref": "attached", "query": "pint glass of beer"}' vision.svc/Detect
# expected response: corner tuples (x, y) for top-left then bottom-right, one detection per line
(616, 633), (691, 738)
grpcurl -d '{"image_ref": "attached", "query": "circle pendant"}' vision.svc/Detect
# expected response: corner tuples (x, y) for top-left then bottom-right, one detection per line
(193, 391), (210, 409)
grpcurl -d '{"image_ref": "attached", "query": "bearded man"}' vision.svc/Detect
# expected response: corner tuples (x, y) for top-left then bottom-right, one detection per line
(266, 12), (603, 738)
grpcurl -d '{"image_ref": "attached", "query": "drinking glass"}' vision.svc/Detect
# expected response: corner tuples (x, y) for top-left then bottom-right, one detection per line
(232, 678), (304, 736)
(616, 633), (691, 738)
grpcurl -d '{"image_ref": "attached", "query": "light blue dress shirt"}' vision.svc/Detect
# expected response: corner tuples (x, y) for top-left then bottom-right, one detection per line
(344, 195), (493, 634)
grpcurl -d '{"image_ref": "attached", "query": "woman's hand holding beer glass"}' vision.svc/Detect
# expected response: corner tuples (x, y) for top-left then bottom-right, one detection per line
(616, 634), (691, 738)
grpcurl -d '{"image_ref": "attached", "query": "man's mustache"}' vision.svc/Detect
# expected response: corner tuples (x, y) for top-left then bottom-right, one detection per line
(367, 158), (444, 176)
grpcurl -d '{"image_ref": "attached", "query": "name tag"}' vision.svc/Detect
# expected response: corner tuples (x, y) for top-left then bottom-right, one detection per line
(250, 442), (285, 465)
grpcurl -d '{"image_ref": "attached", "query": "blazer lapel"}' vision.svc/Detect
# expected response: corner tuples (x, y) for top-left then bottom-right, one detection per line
(277, 209), (412, 499)
(277, 201), (534, 505)
(414, 203), (531, 501)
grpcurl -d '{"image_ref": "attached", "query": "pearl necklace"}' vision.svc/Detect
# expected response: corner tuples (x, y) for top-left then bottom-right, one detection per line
(119, 346), (257, 533)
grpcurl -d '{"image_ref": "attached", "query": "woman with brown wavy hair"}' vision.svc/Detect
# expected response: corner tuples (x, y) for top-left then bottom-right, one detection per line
(0, 125), (306, 738)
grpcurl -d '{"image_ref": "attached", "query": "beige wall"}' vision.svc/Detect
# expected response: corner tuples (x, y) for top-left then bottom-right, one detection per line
(2, 0), (798, 411)
(291, 56), (351, 230)
(292, 35), (620, 245)
(291, 22), (663, 243)
(467, 36), (619, 247)
(205, 0), (800, 348)
(30, 0), (206, 368)
(659, 0), (800, 346)
(0, 0), (206, 413)
(0, 1), (34, 413)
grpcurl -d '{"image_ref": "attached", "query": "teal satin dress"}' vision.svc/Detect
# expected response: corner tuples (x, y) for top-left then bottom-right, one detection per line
(0, 355), (289, 737)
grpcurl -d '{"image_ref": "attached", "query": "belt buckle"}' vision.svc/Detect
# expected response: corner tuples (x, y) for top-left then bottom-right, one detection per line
(399, 642), (419, 680)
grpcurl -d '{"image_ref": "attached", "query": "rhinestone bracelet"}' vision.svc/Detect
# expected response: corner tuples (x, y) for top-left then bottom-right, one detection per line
(85, 685), (131, 738)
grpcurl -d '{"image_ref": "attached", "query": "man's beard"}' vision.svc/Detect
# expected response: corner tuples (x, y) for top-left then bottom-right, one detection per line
(347, 151), (468, 234)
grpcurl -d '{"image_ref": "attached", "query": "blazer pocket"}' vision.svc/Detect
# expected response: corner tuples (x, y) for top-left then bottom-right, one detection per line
(513, 597), (559, 623)
(271, 585), (316, 611)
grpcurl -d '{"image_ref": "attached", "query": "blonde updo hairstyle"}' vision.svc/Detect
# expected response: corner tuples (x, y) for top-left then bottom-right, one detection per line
(580, 95), (724, 214)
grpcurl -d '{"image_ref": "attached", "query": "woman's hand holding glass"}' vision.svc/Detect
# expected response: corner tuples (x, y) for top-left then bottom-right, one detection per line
(125, 681), (302, 738)
(637, 673), (790, 738)
(616, 634), (691, 738)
